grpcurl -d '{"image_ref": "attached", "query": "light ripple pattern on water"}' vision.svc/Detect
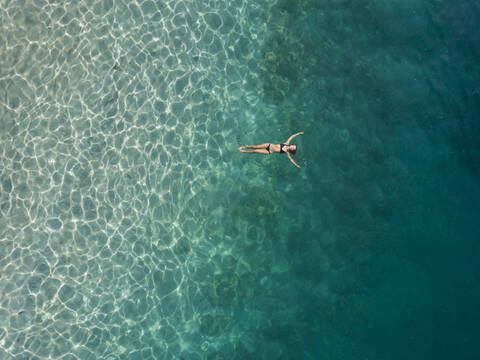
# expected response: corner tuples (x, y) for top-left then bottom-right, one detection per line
(0, 0), (269, 358)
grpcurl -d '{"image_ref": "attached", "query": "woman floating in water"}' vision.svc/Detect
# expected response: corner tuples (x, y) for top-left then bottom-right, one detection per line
(238, 132), (304, 168)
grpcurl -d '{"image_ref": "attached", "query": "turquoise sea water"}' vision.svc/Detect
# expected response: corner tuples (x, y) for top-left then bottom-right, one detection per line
(1, 0), (479, 359)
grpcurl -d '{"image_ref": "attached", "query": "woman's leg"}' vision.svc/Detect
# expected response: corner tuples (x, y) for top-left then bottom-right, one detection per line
(239, 142), (269, 149)
(239, 148), (270, 154)
(249, 143), (270, 149)
(238, 143), (271, 154)
(244, 149), (270, 155)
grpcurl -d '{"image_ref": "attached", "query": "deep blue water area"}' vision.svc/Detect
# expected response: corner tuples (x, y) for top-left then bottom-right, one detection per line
(0, 0), (479, 359)
(258, 0), (480, 358)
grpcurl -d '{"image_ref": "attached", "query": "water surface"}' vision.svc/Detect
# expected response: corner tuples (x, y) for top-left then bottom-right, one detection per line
(1, 0), (479, 359)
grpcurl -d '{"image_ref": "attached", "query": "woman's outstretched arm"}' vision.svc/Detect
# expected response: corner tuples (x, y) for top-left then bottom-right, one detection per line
(285, 131), (304, 144)
(287, 152), (301, 168)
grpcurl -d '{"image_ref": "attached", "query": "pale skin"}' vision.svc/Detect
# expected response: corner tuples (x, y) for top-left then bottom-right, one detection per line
(238, 132), (304, 168)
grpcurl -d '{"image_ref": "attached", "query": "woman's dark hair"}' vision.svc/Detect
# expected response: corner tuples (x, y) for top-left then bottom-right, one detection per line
(290, 145), (297, 155)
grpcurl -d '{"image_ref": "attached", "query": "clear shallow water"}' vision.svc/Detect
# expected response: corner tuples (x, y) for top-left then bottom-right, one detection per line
(1, 0), (479, 359)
